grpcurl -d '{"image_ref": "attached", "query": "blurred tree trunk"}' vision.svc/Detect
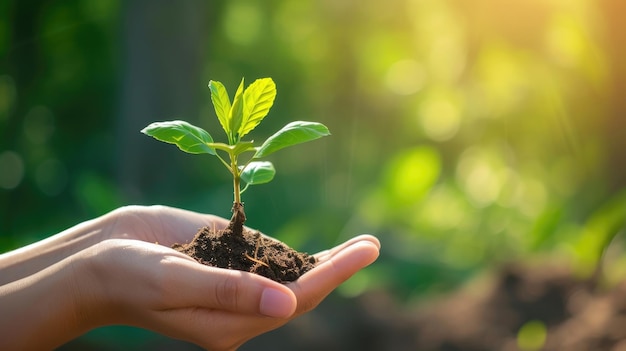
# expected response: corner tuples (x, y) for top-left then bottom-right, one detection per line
(599, 0), (626, 191)
(116, 0), (210, 200)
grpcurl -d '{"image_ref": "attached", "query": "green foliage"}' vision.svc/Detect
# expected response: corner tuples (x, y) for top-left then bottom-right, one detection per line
(571, 190), (626, 275)
(208, 80), (232, 138)
(240, 161), (275, 186)
(139, 120), (216, 155)
(254, 121), (331, 158)
(208, 77), (278, 145)
(141, 78), (330, 204)
(241, 78), (277, 138)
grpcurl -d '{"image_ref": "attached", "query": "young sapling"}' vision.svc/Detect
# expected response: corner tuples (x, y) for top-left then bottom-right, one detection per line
(140, 77), (330, 282)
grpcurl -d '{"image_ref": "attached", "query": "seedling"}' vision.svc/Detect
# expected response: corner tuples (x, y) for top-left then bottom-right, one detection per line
(141, 77), (330, 233)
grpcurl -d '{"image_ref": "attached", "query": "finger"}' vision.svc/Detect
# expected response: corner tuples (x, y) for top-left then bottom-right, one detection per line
(314, 234), (380, 262)
(159, 257), (297, 318)
(164, 207), (230, 231)
(289, 240), (379, 314)
(106, 206), (227, 245)
(150, 206), (230, 244)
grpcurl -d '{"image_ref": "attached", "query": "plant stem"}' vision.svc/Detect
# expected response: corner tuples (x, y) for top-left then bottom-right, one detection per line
(233, 174), (241, 204)
(230, 153), (241, 204)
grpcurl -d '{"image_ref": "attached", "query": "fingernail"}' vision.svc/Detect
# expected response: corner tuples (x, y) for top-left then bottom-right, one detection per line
(259, 288), (295, 318)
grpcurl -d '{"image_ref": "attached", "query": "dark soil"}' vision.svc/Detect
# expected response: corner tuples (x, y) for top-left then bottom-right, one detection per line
(172, 202), (316, 283)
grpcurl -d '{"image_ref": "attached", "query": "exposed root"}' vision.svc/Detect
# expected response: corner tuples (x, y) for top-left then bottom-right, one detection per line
(244, 252), (269, 268)
(254, 235), (263, 258)
(227, 202), (246, 236)
(245, 234), (270, 268)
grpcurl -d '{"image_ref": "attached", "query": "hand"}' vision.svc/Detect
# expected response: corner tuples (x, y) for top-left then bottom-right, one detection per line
(0, 205), (228, 285)
(74, 234), (379, 351)
(0, 205), (380, 351)
(103, 205), (231, 245)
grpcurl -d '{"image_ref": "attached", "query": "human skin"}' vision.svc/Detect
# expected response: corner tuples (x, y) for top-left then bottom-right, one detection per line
(0, 205), (380, 351)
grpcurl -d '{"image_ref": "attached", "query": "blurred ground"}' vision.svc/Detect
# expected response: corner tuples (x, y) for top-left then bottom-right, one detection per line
(246, 263), (626, 351)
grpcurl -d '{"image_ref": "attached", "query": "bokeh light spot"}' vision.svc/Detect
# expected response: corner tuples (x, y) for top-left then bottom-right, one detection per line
(274, 1), (326, 65)
(457, 147), (503, 207)
(0, 151), (24, 190)
(517, 320), (547, 351)
(418, 184), (468, 231)
(223, 1), (263, 46)
(35, 159), (68, 196)
(418, 92), (462, 141)
(385, 59), (426, 95)
(475, 45), (527, 118)
(274, 1), (315, 45)
(338, 270), (371, 298)
(385, 146), (441, 207)
(546, 14), (585, 68)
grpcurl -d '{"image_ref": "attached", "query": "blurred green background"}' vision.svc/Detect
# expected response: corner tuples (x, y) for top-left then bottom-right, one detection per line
(1, 0), (625, 349)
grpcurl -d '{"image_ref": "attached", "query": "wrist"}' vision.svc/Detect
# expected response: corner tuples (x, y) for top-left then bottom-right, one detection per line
(71, 239), (154, 328)
(68, 241), (124, 329)
(0, 253), (92, 350)
(0, 212), (113, 285)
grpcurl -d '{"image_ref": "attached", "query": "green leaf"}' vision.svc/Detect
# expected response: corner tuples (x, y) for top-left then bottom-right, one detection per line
(141, 120), (215, 155)
(254, 121), (330, 158)
(208, 80), (231, 137)
(239, 78), (276, 138)
(229, 78), (245, 144)
(240, 161), (276, 185)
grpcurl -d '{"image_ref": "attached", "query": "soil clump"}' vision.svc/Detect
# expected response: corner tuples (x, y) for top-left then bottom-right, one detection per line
(172, 203), (316, 283)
